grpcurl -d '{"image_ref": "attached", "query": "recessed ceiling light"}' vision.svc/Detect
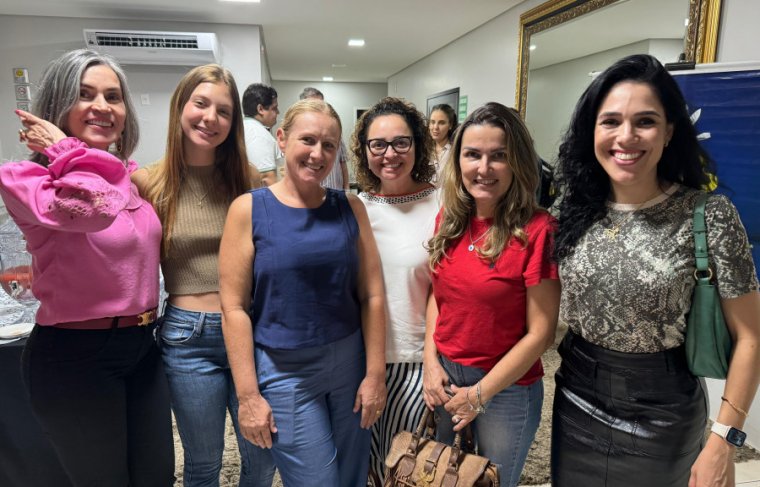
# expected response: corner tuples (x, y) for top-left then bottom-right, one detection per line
(323, 76), (334, 82)
(529, 44), (537, 51)
(331, 64), (347, 68)
(348, 39), (365, 47)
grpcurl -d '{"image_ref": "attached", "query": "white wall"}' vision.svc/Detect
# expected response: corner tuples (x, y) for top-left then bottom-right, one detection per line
(0, 14), (265, 168)
(271, 80), (387, 150)
(716, 0), (760, 63)
(387, 0), (545, 115)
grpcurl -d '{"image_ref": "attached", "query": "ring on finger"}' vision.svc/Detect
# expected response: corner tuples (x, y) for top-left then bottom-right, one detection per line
(375, 410), (383, 417)
(452, 415), (461, 423)
(18, 129), (27, 142)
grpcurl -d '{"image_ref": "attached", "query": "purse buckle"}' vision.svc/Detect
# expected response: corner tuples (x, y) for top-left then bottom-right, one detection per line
(417, 468), (435, 487)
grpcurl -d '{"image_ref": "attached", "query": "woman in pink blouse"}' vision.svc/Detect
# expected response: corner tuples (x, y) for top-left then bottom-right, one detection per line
(0, 49), (173, 487)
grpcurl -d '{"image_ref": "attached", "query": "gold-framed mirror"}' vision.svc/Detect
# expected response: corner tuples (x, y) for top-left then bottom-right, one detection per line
(515, 0), (722, 119)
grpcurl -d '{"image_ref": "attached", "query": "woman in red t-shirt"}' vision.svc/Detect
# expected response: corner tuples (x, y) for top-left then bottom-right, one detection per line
(424, 102), (560, 487)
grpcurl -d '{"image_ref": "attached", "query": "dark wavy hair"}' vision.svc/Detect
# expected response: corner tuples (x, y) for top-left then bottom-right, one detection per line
(430, 103), (459, 141)
(554, 54), (714, 261)
(351, 97), (435, 192)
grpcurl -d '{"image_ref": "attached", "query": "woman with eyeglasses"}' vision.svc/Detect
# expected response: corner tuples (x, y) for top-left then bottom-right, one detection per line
(424, 102), (560, 487)
(352, 97), (439, 481)
(219, 99), (387, 486)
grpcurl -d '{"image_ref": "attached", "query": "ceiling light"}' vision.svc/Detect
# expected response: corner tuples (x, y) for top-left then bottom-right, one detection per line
(529, 44), (537, 51)
(332, 64), (347, 68)
(219, 0), (261, 3)
(323, 76), (334, 82)
(348, 39), (365, 47)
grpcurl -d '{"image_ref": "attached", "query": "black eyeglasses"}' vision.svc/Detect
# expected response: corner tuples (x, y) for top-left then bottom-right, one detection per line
(366, 136), (413, 156)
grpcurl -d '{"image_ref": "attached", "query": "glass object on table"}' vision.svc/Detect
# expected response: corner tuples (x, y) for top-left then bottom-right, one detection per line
(0, 219), (39, 325)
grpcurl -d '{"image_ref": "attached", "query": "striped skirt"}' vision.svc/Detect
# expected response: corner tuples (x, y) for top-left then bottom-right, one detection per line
(369, 362), (426, 481)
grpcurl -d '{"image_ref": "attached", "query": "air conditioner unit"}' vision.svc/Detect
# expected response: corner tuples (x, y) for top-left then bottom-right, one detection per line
(83, 29), (220, 66)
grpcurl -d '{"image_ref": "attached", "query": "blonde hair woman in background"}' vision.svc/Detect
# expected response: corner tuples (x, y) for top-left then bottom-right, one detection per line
(133, 65), (273, 487)
(219, 99), (387, 486)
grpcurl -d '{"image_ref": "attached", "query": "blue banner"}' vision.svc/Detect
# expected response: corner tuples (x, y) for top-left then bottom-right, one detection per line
(675, 68), (760, 279)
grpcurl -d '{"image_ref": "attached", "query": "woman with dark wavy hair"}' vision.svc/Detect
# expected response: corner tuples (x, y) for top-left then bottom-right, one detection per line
(551, 54), (760, 486)
(424, 102), (560, 487)
(351, 97), (438, 480)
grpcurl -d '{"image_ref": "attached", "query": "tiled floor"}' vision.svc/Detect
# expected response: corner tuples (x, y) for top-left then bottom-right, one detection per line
(738, 459), (760, 486)
(519, 459), (760, 487)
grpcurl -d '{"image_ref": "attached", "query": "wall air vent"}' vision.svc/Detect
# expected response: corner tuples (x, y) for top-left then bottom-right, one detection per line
(83, 29), (220, 66)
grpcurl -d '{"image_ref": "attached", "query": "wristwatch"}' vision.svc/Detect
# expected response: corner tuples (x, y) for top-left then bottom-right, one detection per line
(711, 421), (747, 447)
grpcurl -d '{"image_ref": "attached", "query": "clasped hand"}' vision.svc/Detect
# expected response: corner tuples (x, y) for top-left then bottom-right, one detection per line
(16, 109), (66, 154)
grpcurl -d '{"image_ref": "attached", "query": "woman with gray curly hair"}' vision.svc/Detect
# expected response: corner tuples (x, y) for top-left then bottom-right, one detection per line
(0, 49), (173, 486)
(351, 97), (439, 481)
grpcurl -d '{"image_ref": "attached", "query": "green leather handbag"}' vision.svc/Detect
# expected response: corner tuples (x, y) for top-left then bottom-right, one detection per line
(685, 193), (733, 379)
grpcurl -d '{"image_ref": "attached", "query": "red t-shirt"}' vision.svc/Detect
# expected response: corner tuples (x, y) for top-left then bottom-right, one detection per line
(432, 210), (558, 385)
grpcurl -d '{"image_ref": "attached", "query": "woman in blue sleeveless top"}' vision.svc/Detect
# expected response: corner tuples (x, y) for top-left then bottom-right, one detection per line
(219, 99), (387, 486)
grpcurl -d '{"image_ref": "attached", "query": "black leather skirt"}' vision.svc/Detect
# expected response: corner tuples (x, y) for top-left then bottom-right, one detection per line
(551, 330), (707, 487)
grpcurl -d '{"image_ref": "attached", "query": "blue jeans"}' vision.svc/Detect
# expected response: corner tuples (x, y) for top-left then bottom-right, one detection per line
(436, 354), (543, 487)
(254, 329), (370, 487)
(159, 303), (275, 487)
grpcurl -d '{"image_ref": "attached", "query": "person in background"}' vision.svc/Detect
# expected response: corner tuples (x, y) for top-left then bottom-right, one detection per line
(551, 54), (760, 487)
(352, 97), (439, 480)
(132, 65), (273, 487)
(424, 102), (560, 487)
(0, 49), (174, 486)
(299, 86), (350, 191)
(428, 103), (458, 183)
(219, 99), (387, 486)
(243, 83), (281, 187)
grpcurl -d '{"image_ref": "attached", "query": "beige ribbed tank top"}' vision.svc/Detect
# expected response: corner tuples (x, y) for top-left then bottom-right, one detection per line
(162, 165), (229, 295)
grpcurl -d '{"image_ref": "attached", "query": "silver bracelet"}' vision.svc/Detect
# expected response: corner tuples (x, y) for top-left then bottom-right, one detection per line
(475, 381), (486, 415)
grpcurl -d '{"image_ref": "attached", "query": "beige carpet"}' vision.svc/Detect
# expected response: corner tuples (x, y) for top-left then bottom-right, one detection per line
(173, 337), (759, 486)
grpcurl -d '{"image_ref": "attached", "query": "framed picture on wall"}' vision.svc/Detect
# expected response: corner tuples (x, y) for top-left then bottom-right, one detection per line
(426, 88), (459, 117)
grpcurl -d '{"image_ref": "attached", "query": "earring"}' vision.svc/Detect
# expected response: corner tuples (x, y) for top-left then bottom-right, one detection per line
(116, 139), (123, 153)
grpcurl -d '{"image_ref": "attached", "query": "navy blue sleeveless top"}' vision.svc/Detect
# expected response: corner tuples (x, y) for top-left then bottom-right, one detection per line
(250, 188), (361, 349)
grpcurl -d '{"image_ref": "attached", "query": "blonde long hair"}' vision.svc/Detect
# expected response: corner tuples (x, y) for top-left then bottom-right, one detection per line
(428, 103), (540, 268)
(141, 64), (252, 256)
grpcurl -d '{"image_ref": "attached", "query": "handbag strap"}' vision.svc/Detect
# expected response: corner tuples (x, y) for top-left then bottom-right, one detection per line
(692, 193), (712, 281)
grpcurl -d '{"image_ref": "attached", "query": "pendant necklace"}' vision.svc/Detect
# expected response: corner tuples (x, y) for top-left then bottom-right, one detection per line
(187, 184), (211, 208)
(467, 224), (489, 252)
(604, 188), (662, 241)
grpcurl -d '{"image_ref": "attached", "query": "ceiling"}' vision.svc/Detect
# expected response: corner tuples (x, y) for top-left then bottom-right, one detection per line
(0, 0), (523, 83)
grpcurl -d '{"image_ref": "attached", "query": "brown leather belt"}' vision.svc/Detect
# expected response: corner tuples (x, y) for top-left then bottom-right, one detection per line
(53, 308), (158, 330)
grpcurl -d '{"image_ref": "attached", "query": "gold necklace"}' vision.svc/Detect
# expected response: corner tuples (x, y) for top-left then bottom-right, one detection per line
(187, 183), (211, 208)
(604, 189), (662, 241)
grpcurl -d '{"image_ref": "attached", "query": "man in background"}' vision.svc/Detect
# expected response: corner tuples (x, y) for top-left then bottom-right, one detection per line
(299, 87), (350, 191)
(243, 83), (281, 187)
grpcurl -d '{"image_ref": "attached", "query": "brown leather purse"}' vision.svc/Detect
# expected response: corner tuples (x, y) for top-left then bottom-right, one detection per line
(383, 408), (499, 487)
